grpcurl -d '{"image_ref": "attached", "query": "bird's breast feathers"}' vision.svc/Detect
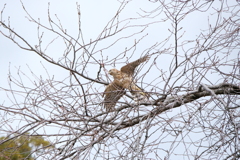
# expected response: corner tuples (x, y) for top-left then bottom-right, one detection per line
(113, 74), (132, 88)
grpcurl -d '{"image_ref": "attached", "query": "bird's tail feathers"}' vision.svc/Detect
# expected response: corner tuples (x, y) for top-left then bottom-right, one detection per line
(130, 86), (148, 103)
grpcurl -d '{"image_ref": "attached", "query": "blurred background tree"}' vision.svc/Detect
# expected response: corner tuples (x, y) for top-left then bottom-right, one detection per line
(0, 134), (52, 160)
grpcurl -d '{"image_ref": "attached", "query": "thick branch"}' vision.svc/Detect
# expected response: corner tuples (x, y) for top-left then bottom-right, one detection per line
(117, 83), (240, 129)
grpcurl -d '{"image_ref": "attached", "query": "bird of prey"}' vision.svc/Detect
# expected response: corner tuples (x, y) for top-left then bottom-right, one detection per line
(103, 56), (149, 112)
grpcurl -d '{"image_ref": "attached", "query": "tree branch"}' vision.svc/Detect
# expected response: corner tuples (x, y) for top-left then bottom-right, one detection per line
(116, 83), (240, 129)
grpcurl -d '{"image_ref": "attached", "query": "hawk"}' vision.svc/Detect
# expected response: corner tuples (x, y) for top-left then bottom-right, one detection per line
(103, 56), (149, 112)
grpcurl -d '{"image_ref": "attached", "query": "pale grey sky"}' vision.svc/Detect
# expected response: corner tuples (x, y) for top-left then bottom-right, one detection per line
(0, 0), (239, 159)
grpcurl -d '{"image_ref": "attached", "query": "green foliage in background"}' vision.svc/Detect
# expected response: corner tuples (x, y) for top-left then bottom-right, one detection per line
(0, 134), (53, 160)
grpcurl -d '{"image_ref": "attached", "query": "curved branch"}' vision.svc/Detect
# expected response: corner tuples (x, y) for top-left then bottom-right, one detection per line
(116, 83), (240, 129)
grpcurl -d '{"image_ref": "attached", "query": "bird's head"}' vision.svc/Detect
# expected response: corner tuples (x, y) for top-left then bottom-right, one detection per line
(108, 69), (119, 76)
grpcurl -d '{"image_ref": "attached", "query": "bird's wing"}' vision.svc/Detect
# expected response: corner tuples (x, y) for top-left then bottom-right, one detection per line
(120, 56), (150, 76)
(103, 82), (125, 112)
